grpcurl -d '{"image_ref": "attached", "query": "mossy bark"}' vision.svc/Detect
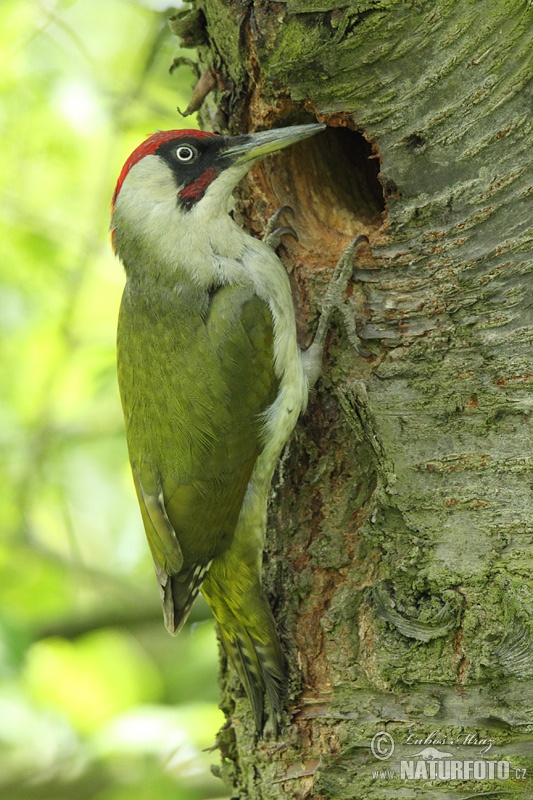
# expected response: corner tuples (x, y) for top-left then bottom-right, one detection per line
(171, 1), (533, 797)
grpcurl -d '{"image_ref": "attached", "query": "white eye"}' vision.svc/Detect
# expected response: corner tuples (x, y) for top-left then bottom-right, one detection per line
(175, 145), (197, 162)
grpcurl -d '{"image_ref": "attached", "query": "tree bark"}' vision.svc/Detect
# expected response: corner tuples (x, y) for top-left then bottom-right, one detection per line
(171, 1), (533, 797)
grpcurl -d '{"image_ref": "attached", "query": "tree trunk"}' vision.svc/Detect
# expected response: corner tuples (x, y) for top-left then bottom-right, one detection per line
(172, 1), (533, 797)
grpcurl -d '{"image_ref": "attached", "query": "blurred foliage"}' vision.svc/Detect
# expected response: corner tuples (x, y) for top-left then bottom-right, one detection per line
(0, 1), (227, 797)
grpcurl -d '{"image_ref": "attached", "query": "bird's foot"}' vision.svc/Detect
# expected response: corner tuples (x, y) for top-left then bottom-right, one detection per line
(263, 206), (298, 250)
(302, 235), (370, 387)
(314, 234), (370, 353)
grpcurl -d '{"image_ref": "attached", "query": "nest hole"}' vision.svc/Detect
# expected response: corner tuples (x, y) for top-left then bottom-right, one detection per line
(259, 125), (385, 254)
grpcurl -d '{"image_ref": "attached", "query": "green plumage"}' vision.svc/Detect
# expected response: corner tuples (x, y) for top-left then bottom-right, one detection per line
(112, 124), (331, 734)
(117, 273), (284, 727)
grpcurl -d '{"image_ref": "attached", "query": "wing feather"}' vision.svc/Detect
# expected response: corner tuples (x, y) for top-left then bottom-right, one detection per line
(118, 281), (279, 630)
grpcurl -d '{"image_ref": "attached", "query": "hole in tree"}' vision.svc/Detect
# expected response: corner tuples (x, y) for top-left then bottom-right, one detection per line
(255, 125), (385, 253)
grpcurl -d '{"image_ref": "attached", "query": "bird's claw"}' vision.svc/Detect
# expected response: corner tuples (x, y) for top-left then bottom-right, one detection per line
(263, 206), (298, 250)
(314, 234), (371, 359)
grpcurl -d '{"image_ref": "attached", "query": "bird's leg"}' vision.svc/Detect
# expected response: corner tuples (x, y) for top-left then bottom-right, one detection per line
(263, 205), (298, 250)
(302, 235), (370, 388)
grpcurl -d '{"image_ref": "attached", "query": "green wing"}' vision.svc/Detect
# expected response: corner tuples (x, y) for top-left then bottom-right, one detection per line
(117, 281), (279, 632)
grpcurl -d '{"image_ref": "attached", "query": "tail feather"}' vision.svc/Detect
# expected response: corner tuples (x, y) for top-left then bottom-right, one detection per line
(253, 636), (286, 726)
(218, 613), (287, 734)
(226, 631), (265, 730)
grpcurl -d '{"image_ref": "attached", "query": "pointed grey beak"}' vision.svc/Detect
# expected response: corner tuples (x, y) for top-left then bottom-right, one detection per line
(222, 123), (326, 164)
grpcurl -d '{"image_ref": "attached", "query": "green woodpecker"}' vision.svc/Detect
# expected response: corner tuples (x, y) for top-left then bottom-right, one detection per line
(111, 123), (360, 733)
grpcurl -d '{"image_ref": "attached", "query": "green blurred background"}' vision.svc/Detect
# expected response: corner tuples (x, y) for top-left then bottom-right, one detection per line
(1, 1), (227, 797)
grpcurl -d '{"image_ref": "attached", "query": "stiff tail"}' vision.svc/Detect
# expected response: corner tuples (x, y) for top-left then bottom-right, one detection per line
(218, 616), (287, 734)
(200, 564), (287, 734)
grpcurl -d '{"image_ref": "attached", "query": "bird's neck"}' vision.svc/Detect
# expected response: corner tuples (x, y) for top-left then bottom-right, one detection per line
(114, 198), (253, 288)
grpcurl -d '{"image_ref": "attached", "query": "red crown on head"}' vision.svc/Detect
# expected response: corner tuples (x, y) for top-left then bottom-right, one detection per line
(112, 129), (218, 209)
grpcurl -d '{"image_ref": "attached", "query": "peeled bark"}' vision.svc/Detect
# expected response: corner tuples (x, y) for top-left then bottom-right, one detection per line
(171, 2), (533, 797)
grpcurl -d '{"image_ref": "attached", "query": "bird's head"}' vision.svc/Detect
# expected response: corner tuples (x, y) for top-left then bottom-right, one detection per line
(110, 123), (325, 276)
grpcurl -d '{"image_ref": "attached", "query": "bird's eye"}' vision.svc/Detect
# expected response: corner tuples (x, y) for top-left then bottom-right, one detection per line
(175, 145), (197, 163)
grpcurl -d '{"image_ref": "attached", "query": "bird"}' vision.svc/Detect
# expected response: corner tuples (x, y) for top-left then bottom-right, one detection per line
(110, 122), (364, 733)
